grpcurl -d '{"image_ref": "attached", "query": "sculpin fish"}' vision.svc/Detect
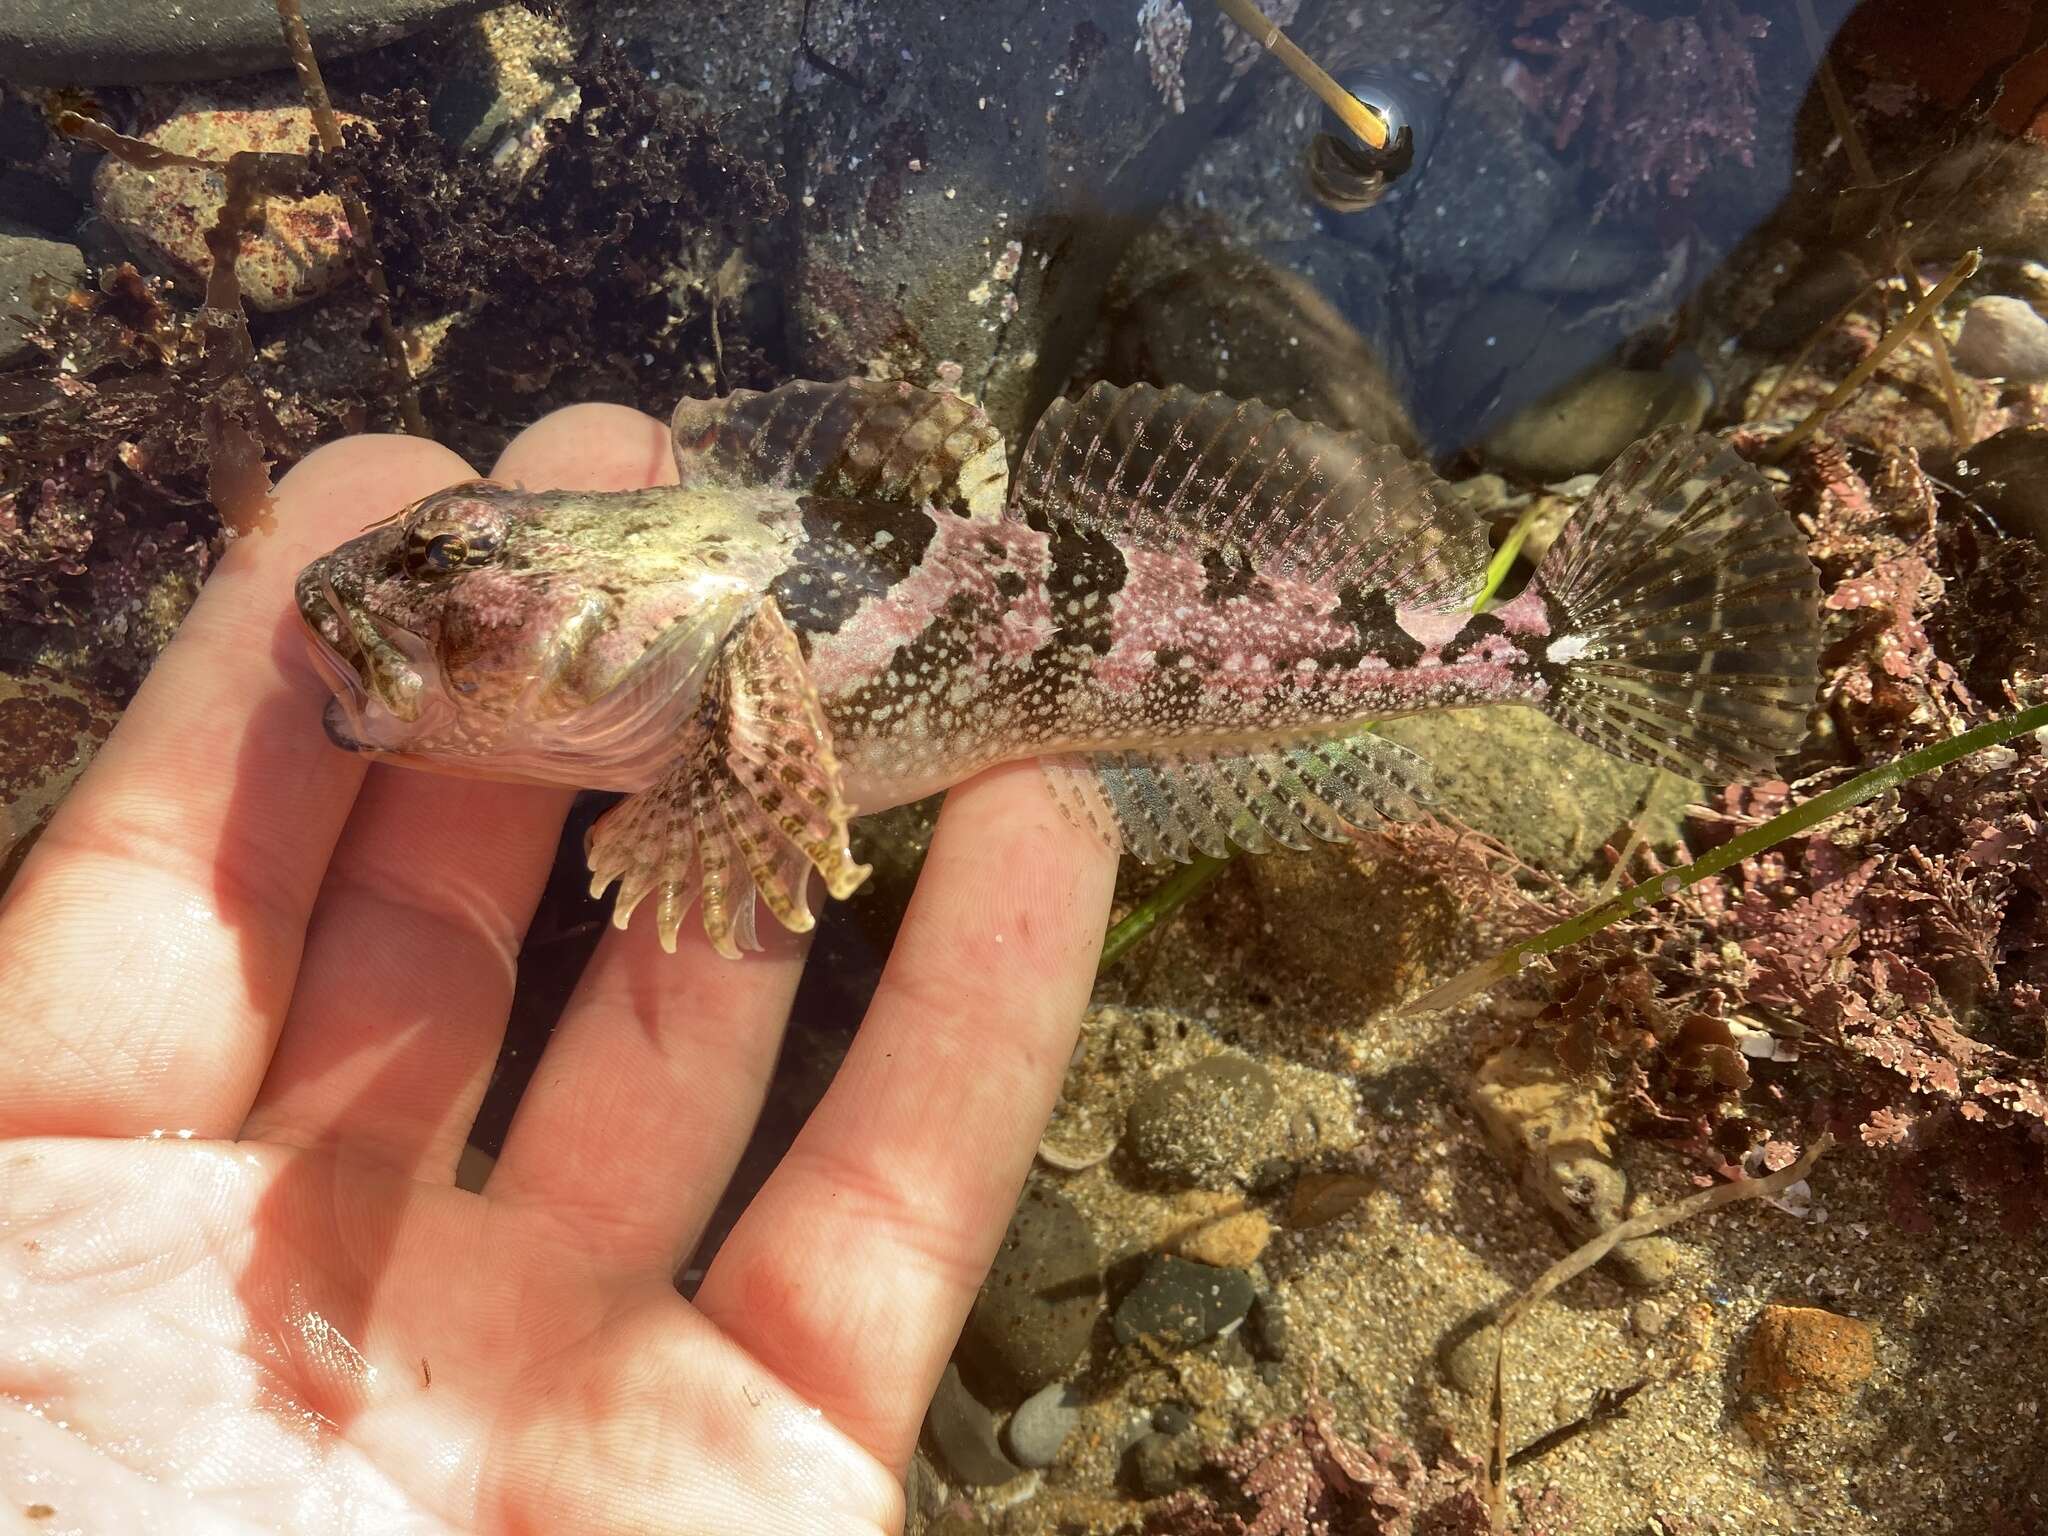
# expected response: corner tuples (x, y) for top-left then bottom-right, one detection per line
(295, 379), (1822, 956)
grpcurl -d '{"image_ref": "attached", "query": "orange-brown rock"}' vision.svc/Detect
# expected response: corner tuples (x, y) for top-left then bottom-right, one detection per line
(1740, 1304), (1878, 1445)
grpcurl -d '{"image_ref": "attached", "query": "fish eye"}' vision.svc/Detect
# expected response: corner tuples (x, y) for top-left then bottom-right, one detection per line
(406, 525), (497, 576)
(425, 533), (469, 571)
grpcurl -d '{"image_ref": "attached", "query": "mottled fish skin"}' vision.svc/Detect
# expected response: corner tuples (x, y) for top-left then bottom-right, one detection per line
(294, 378), (1822, 956)
(792, 501), (1555, 811)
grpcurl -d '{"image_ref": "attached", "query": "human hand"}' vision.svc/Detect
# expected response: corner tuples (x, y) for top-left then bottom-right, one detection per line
(0, 405), (1118, 1534)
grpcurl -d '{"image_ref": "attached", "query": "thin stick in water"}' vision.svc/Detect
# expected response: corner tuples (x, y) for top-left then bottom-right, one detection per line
(1212, 0), (1389, 150)
(1761, 248), (1980, 464)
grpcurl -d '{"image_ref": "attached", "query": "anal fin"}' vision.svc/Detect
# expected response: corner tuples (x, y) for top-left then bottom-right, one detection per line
(1041, 731), (1433, 866)
(585, 599), (871, 958)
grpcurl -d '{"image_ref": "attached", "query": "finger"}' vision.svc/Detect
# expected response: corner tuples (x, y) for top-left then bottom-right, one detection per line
(242, 405), (676, 1178)
(692, 762), (1117, 1468)
(0, 435), (474, 1140)
(485, 901), (809, 1271)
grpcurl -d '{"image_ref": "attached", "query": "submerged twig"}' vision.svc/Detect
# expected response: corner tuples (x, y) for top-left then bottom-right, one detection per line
(1213, 0), (1388, 150)
(1761, 248), (1979, 464)
(1472, 498), (1550, 613)
(274, 0), (425, 436)
(1407, 699), (2048, 1014)
(1483, 1136), (1832, 1527)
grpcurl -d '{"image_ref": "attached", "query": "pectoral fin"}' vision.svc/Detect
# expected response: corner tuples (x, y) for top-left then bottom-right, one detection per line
(584, 598), (871, 957)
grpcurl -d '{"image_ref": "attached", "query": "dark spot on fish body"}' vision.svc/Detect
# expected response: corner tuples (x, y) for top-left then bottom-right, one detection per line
(996, 570), (1028, 599)
(1199, 546), (1273, 606)
(772, 495), (938, 636)
(1315, 583), (1424, 671)
(1044, 516), (1126, 655)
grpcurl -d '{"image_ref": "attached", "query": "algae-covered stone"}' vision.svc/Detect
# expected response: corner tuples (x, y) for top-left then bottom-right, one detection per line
(782, 0), (1244, 441)
(1479, 361), (1712, 481)
(93, 101), (363, 312)
(960, 1182), (1101, 1401)
(1126, 1054), (1279, 1190)
(1, 667), (119, 895)
(1240, 842), (1464, 1015)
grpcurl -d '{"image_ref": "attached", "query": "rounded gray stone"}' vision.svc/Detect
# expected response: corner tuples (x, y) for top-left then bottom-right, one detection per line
(924, 1365), (1022, 1488)
(1112, 1255), (1256, 1350)
(1953, 295), (2048, 382)
(0, 0), (491, 85)
(960, 1183), (1101, 1400)
(1002, 1381), (1081, 1470)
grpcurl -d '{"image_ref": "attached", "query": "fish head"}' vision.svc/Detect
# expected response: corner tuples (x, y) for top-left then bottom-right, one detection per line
(295, 480), (769, 789)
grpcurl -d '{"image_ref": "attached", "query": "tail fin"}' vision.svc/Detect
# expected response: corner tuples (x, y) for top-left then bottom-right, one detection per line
(1531, 427), (1821, 782)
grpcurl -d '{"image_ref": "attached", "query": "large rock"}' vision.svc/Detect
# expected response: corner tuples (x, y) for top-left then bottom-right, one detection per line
(781, 0), (1248, 440)
(0, 0), (487, 84)
(0, 231), (84, 365)
(93, 101), (364, 312)
(1, 668), (119, 896)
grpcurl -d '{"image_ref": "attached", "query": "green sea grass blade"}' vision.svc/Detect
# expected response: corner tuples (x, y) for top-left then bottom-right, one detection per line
(1098, 853), (1231, 970)
(1405, 700), (2048, 1014)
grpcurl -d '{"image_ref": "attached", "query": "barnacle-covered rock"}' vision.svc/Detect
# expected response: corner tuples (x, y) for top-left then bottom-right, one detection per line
(93, 101), (363, 312)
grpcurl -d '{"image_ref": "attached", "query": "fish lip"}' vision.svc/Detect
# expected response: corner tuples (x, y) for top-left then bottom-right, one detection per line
(322, 695), (366, 751)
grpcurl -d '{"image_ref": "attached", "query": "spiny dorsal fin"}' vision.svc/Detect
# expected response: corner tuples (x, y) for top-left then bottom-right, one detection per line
(671, 378), (1008, 517)
(1042, 731), (1433, 866)
(1010, 382), (1489, 610)
(1532, 427), (1821, 781)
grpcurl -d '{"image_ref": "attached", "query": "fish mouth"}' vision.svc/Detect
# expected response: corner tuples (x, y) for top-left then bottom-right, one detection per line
(295, 571), (440, 754)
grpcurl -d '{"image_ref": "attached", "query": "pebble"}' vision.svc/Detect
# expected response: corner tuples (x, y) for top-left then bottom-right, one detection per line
(1124, 1428), (1206, 1498)
(1740, 1304), (1878, 1447)
(960, 1183), (1101, 1399)
(1480, 362), (1713, 481)
(1, 667), (119, 895)
(924, 1365), (1023, 1487)
(1126, 1053), (1279, 1188)
(1946, 425), (2048, 546)
(1283, 1170), (1377, 1229)
(1952, 294), (2048, 381)
(0, 231), (84, 365)
(1440, 1322), (1498, 1397)
(0, 0), (486, 84)
(1112, 1255), (1256, 1350)
(1151, 1401), (1193, 1435)
(1245, 1290), (1291, 1361)
(1168, 1194), (1274, 1269)
(93, 102), (363, 312)
(1002, 1381), (1081, 1469)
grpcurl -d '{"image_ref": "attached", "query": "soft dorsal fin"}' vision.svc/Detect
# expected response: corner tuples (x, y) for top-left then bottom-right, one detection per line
(1010, 382), (1489, 610)
(1041, 730), (1433, 866)
(671, 378), (1008, 517)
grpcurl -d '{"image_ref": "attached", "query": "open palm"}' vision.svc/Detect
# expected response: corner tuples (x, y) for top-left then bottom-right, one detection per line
(0, 407), (1117, 1534)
